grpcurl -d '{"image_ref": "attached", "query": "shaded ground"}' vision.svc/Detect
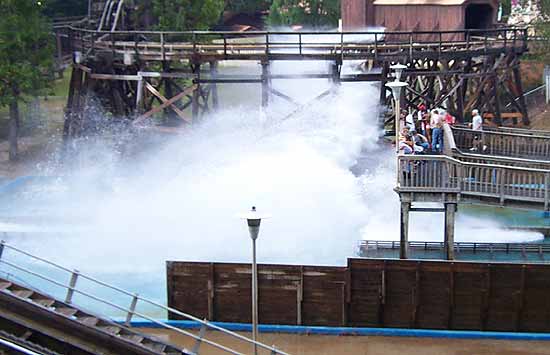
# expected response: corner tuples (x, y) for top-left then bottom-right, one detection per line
(141, 328), (550, 355)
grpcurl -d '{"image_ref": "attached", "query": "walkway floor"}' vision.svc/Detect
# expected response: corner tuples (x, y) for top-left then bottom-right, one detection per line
(141, 328), (550, 355)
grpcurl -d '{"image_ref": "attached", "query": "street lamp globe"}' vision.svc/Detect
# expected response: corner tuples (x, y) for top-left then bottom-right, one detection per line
(390, 63), (408, 82)
(386, 80), (408, 100)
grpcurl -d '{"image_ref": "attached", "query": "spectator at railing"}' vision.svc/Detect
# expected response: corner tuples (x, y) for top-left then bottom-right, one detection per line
(469, 109), (487, 152)
(411, 129), (430, 153)
(431, 109), (444, 153)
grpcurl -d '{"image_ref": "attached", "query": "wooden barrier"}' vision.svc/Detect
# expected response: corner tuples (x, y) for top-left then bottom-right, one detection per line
(452, 127), (550, 160)
(166, 259), (550, 332)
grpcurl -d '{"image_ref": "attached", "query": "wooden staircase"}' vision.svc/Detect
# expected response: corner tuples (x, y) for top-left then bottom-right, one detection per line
(0, 278), (191, 355)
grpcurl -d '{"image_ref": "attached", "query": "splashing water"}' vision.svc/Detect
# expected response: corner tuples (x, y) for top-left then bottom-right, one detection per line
(0, 61), (544, 310)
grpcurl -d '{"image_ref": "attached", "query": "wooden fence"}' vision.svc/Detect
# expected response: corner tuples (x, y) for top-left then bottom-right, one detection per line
(167, 259), (550, 332)
(398, 155), (550, 209)
(452, 127), (550, 160)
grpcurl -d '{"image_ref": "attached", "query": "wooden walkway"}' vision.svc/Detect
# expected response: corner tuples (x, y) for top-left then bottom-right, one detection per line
(395, 125), (550, 260)
(66, 27), (527, 63)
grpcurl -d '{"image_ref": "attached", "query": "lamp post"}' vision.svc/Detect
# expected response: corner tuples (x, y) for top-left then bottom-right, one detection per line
(386, 80), (408, 153)
(240, 206), (268, 355)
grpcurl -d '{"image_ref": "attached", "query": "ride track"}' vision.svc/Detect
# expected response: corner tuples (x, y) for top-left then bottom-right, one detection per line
(55, 24), (530, 140)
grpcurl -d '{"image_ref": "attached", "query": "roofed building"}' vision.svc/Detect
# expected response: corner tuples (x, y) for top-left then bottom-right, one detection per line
(342, 0), (498, 31)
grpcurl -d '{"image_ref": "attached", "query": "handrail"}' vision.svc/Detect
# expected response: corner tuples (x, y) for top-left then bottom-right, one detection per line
(397, 154), (550, 209)
(451, 126), (550, 160)
(0, 242), (290, 355)
(0, 338), (44, 355)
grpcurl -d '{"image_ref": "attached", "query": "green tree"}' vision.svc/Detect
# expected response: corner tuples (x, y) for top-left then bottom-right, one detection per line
(0, 0), (53, 161)
(225, 0), (272, 14)
(267, 0), (340, 28)
(40, 0), (88, 18)
(153, 0), (225, 30)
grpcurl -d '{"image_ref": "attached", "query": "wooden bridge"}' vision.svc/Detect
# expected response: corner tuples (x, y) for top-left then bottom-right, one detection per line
(396, 125), (550, 261)
(57, 5), (531, 141)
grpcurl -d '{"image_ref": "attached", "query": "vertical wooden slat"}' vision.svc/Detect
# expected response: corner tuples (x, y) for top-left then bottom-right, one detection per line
(516, 265), (526, 331)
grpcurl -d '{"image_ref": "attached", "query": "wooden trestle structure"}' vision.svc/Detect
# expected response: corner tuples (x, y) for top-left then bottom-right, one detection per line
(60, 24), (530, 141)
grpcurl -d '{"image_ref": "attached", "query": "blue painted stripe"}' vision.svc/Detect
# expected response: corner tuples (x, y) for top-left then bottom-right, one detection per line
(125, 320), (550, 341)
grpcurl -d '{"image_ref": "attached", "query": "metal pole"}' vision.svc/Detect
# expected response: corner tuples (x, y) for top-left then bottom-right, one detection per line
(394, 97), (400, 154)
(252, 237), (258, 355)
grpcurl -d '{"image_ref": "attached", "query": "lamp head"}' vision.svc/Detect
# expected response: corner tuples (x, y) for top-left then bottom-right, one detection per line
(390, 63), (408, 81)
(240, 206), (270, 241)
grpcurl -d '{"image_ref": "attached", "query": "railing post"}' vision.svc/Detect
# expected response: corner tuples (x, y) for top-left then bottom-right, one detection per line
(125, 293), (139, 326)
(299, 33), (302, 55)
(545, 173), (549, 211)
(191, 322), (208, 355)
(0, 241), (4, 260)
(265, 33), (269, 56)
(65, 270), (80, 304)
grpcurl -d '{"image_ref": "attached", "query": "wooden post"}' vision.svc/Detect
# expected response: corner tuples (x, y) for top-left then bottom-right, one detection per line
(513, 65), (529, 126)
(493, 75), (502, 126)
(444, 203), (457, 260)
(192, 63), (201, 122)
(400, 201), (410, 259)
(210, 61), (219, 111)
(261, 60), (270, 108)
(331, 60), (341, 90)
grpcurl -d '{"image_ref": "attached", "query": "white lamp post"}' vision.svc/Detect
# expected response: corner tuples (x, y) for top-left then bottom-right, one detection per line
(386, 80), (408, 153)
(240, 206), (269, 355)
(390, 63), (408, 82)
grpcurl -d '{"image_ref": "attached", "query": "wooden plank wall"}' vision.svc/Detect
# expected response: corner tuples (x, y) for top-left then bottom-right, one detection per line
(167, 259), (550, 332)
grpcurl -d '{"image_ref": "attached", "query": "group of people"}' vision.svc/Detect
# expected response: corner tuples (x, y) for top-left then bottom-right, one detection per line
(398, 105), (484, 154)
(398, 104), (455, 155)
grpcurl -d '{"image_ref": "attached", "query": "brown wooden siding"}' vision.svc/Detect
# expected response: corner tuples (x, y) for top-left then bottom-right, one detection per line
(342, 0), (370, 30)
(167, 259), (550, 332)
(374, 5), (464, 32)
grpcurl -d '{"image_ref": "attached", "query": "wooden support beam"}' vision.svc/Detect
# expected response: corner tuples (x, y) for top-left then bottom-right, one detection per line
(134, 84), (197, 125)
(513, 65), (529, 125)
(210, 61), (219, 110)
(400, 202), (410, 259)
(444, 203), (456, 260)
(144, 82), (189, 123)
(270, 88), (299, 106)
(261, 61), (270, 108)
(192, 63), (201, 121)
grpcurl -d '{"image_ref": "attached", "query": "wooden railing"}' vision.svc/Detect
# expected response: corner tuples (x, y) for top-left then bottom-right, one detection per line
(452, 126), (550, 160)
(398, 155), (550, 209)
(65, 26), (528, 62)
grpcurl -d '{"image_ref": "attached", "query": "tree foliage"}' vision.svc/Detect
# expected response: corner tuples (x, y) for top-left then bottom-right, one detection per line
(40, 0), (88, 18)
(0, 0), (53, 159)
(225, 0), (272, 14)
(267, 0), (340, 28)
(152, 0), (225, 30)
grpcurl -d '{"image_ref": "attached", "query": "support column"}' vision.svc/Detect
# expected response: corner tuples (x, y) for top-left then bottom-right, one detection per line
(444, 203), (457, 260)
(210, 61), (219, 111)
(400, 201), (411, 259)
(192, 63), (201, 122)
(261, 60), (270, 108)
(493, 75), (502, 126)
(513, 65), (529, 126)
(331, 60), (341, 91)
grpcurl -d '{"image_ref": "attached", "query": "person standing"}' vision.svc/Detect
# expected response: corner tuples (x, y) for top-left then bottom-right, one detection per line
(469, 109), (485, 151)
(431, 109), (444, 153)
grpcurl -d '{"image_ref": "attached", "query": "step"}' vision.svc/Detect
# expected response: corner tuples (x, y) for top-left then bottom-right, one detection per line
(141, 340), (167, 353)
(55, 307), (78, 317)
(77, 316), (99, 326)
(97, 326), (122, 335)
(33, 299), (56, 308)
(11, 290), (34, 299)
(120, 334), (144, 343)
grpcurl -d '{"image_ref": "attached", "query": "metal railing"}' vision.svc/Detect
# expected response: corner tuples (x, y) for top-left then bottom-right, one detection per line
(452, 126), (550, 160)
(0, 242), (290, 355)
(63, 26), (528, 62)
(398, 154), (550, 209)
(359, 240), (550, 256)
